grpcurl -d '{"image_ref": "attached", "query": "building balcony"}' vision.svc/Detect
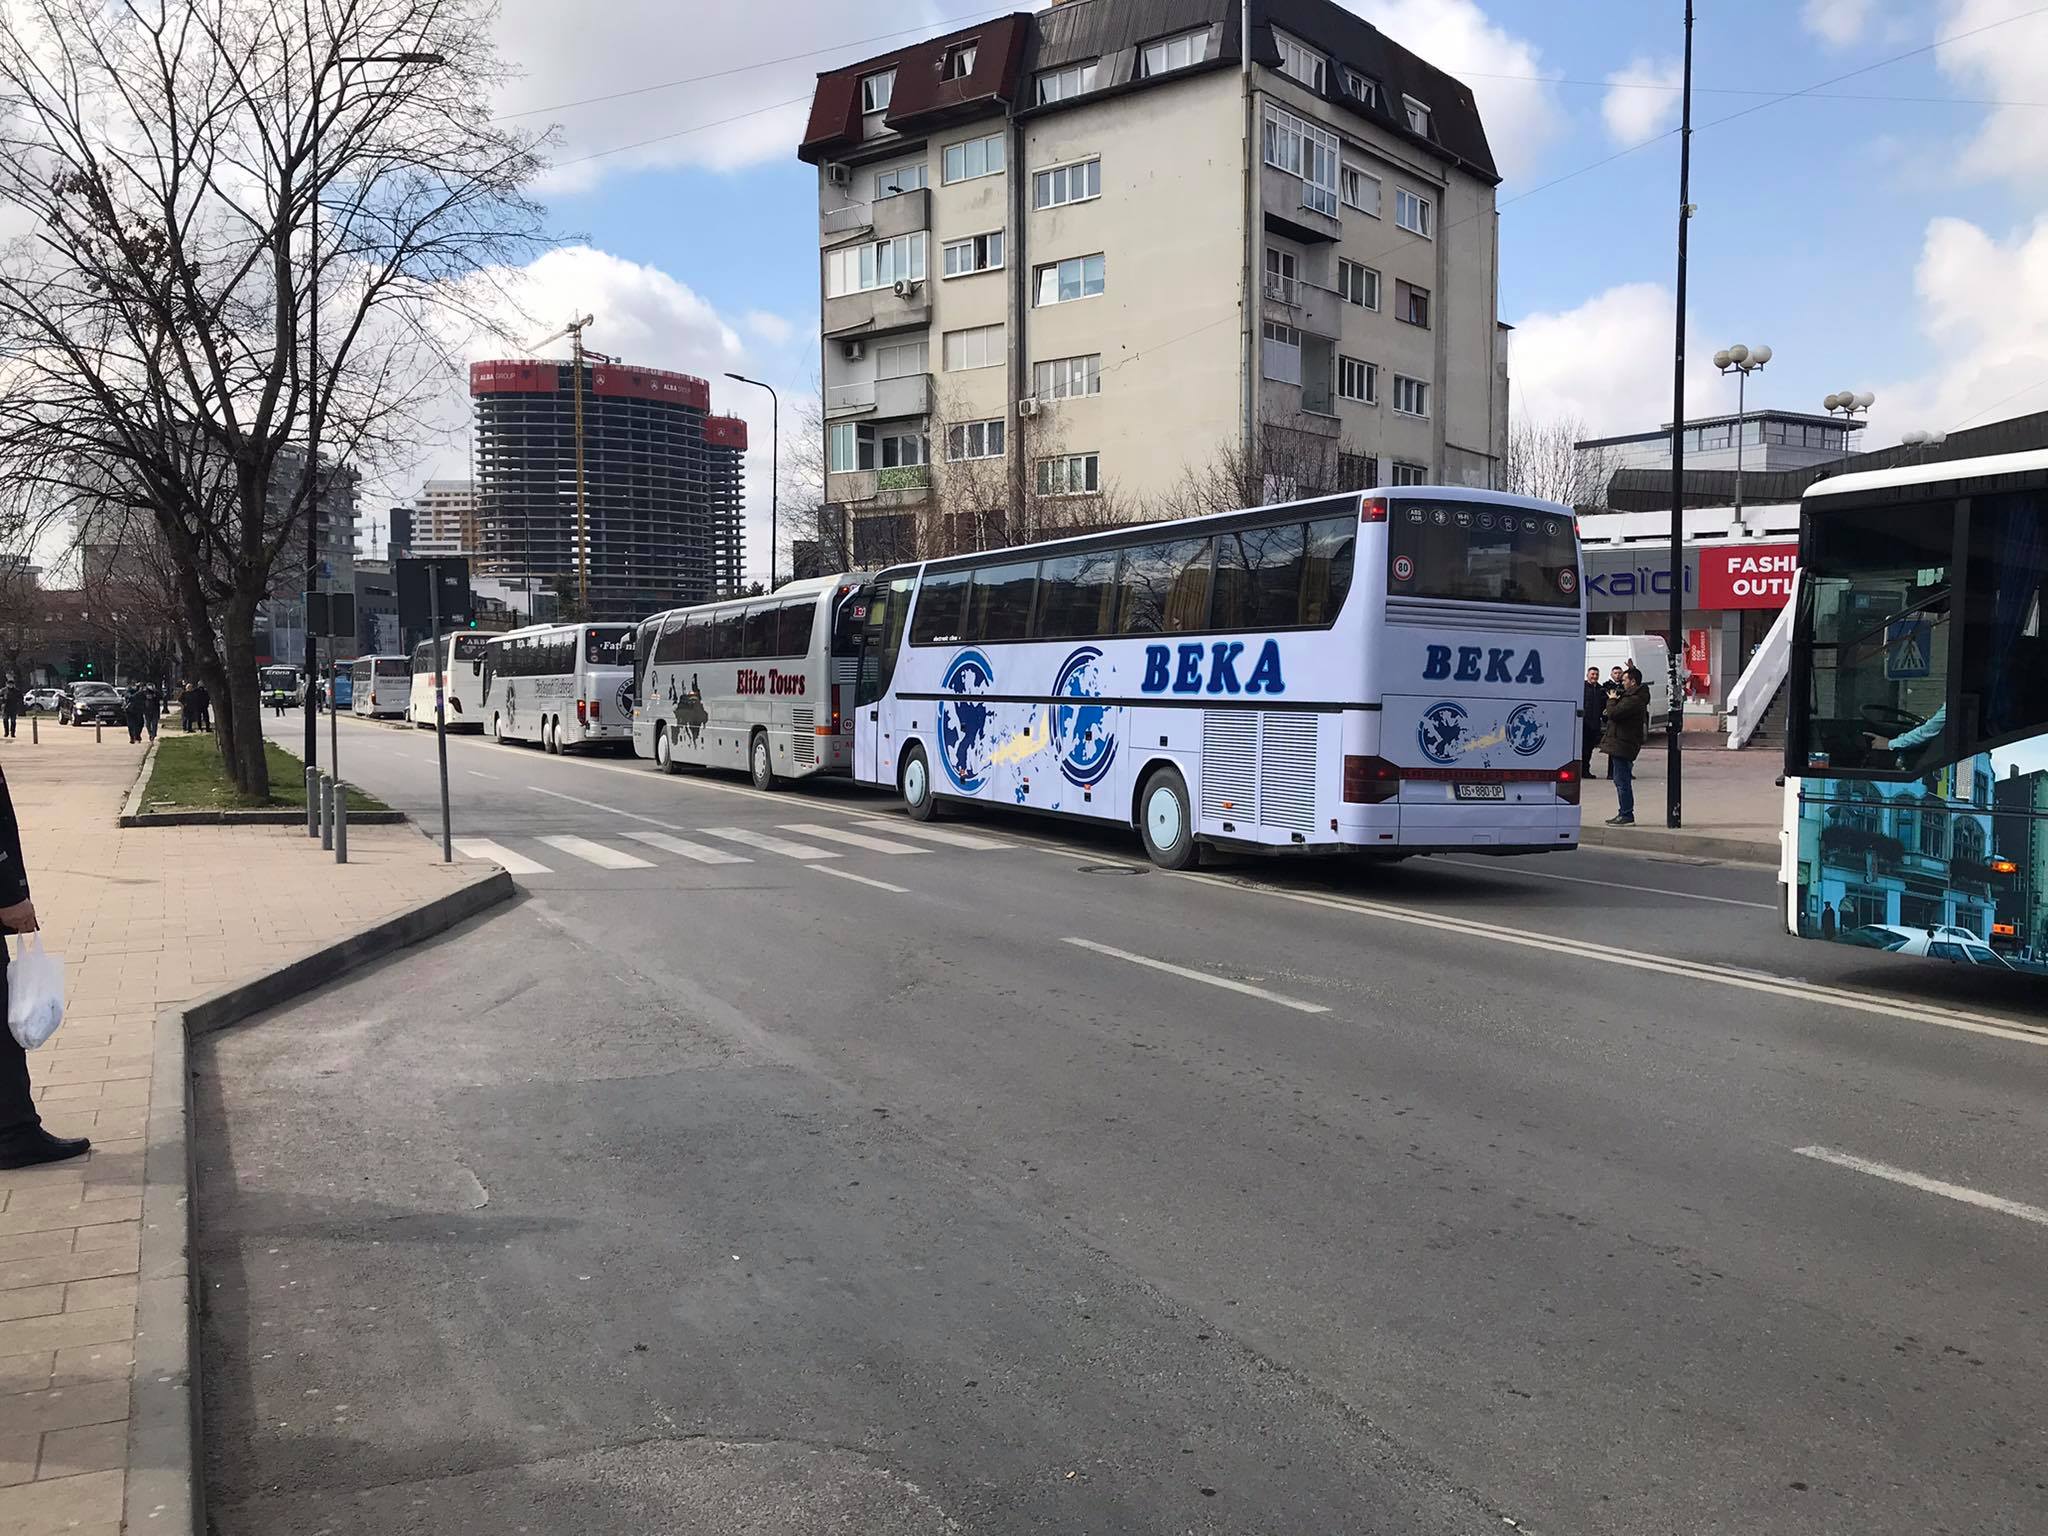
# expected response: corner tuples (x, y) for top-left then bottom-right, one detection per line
(1259, 379), (1340, 439)
(826, 372), (931, 420)
(823, 280), (931, 340)
(1262, 274), (1341, 338)
(1261, 165), (1341, 244)
(828, 464), (931, 509)
(821, 187), (928, 248)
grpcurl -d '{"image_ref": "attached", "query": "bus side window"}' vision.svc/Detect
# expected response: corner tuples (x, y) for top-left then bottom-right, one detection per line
(777, 601), (815, 658)
(910, 571), (969, 645)
(968, 562), (1039, 644)
(1214, 523), (1308, 630)
(1302, 516), (1357, 626)
(1118, 538), (1210, 634)
(712, 610), (744, 660)
(1034, 550), (1119, 640)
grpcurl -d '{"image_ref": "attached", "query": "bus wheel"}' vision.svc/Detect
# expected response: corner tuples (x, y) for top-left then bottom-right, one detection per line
(490, 713), (502, 743)
(544, 718), (559, 754)
(655, 726), (676, 774)
(1138, 766), (1196, 870)
(900, 744), (937, 821)
(749, 730), (775, 791)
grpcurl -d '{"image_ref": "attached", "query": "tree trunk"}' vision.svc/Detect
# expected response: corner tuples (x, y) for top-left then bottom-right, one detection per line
(219, 594), (269, 798)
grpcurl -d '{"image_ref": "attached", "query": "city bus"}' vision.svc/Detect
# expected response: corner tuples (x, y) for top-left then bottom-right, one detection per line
(852, 488), (1586, 868)
(1782, 448), (2047, 972)
(259, 665), (301, 710)
(408, 632), (492, 731)
(481, 621), (634, 753)
(632, 574), (870, 787)
(350, 655), (409, 718)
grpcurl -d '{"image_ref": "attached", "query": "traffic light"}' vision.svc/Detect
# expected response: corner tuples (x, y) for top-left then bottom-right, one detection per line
(83, 661), (95, 676)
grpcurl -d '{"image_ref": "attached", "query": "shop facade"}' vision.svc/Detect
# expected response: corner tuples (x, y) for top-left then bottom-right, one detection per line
(1581, 539), (1798, 714)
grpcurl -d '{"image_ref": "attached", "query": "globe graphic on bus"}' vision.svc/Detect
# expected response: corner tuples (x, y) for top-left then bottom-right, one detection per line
(936, 649), (997, 793)
(1052, 645), (1117, 788)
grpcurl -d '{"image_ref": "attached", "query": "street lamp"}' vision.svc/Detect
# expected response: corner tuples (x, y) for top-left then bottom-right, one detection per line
(1902, 427), (1947, 463)
(301, 47), (445, 772)
(1823, 390), (1875, 470)
(724, 373), (779, 591)
(1712, 343), (1770, 534)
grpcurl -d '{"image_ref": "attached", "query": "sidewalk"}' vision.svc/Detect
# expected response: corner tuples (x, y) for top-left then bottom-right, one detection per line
(1579, 736), (1784, 865)
(0, 727), (492, 1535)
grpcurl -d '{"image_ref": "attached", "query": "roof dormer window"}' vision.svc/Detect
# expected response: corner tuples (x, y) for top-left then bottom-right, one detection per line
(861, 69), (895, 115)
(942, 43), (977, 81)
(1403, 94), (1433, 137)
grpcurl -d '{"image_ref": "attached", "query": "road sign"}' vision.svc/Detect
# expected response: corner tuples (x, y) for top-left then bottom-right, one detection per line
(1885, 617), (1932, 679)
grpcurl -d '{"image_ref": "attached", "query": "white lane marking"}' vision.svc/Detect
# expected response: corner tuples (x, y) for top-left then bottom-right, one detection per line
(779, 822), (928, 855)
(623, 830), (752, 865)
(1794, 1146), (2048, 1229)
(452, 839), (550, 876)
(537, 834), (655, 871)
(1060, 936), (1330, 1015)
(530, 749), (770, 800)
(699, 826), (839, 860)
(1170, 870), (2048, 1049)
(529, 784), (686, 831)
(466, 770), (500, 780)
(1433, 857), (1774, 910)
(853, 819), (1015, 850)
(813, 865), (909, 894)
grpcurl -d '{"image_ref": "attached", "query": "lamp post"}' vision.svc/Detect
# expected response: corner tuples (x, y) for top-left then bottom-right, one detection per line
(1712, 342), (1770, 534)
(1823, 390), (1875, 470)
(301, 47), (444, 772)
(1902, 427), (1948, 463)
(724, 373), (779, 591)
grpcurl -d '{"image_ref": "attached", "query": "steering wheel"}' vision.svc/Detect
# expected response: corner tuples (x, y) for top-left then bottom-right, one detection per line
(1861, 704), (1924, 734)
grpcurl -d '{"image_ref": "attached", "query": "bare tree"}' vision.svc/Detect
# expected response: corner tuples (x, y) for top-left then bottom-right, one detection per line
(1504, 414), (1612, 508)
(0, 0), (548, 793)
(1149, 424), (1370, 523)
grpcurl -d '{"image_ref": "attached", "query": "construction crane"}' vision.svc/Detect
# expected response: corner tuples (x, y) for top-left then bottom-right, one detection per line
(525, 313), (607, 608)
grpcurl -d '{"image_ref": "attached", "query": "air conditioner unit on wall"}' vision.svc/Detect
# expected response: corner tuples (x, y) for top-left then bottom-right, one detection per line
(892, 277), (920, 298)
(1017, 398), (1041, 419)
(841, 339), (866, 361)
(827, 162), (852, 187)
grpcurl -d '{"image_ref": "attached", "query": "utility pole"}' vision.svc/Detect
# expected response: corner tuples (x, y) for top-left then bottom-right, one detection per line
(1666, 0), (1695, 831)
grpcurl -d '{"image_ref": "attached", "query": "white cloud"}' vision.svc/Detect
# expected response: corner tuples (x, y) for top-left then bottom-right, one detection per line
(1506, 282), (1721, 438)
(743, 310), (797, 345)
(1340, 1), (1564, 181)
(1599, 56), (1683, 146)
(1801, 0), (1876, 47)
(1937, 0), (2048, 188)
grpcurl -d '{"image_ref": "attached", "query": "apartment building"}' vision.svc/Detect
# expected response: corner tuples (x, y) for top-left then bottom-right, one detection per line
(798, 0), (1509, 564)
(410, 478), (479, 558)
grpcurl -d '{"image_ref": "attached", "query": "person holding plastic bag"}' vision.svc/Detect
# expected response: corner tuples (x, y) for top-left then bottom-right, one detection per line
(0, 765), (88, 1169)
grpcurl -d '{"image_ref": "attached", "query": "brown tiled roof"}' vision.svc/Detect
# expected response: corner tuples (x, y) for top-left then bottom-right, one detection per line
(799, 14), (1031, 164)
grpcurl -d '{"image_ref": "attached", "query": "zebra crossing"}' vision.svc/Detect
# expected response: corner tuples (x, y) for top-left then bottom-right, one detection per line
(452, 817), (1017, 879)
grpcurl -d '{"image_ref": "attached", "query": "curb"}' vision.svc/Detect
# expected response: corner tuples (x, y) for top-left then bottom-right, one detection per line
(1577, 821), (1778, 867)
(120, 735), (162, 820)
(123, 866), (516, 1536)
(118, 807), (407, 828)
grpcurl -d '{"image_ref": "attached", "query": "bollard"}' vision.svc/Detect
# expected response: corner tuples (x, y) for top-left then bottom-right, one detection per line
(95, 723), (102, 744)
(333, 780), (348, 864)
(29, 716), (35, 744)
(319, 774), (334, 851)
(306, 766), (319, 837)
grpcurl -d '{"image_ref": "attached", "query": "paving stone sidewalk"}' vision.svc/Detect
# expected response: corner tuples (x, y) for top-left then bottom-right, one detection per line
(0, 726), (484, 1535)
(1580, 735), (1784, 863)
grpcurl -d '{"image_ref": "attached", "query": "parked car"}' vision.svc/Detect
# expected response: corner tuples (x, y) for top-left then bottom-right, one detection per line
(1841, 923), (2017, 970)
(61, 683), (125, 726)
(22, 687), (65, 712)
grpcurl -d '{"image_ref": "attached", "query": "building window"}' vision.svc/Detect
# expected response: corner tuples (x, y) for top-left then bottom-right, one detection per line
(1391, 460), (1429, 485)
(1337, 451), (1373, 488)
(1395, 187), (1433, 236)
(1273, 30), (1324, 93)
(942, 323), (1005, 371)
(1337, 356), (1376, 404)
(1397, 280), (1430, 328)
(824, 232), (926, 297)
(1037, 61), (1099, 103)
(1392, 375), (1430, 418)
(879, 428), (926, 468)
(1263, 105), (1339, 217)
(1337, 258), (1378, 308)
(875, 338), (926, 379)
(1345, 69), (1378, 106)
(942, 231), (1005, 277)
(943, 43), (977, 81)
(947, 420), (1005, 461)
(1141, 28), (1212, 76)
(871, 160), (926, 198)
(1402, 95), (1432, 137)
(1340, 163), (1380, 216)
(829, 422), (876, 473)
(942, 132), (1005, 184)
(1034, 252), (1105, 305)
(1261, 321), (1301, 385)
(1033, 157), (1102, 209)
(861, 70), (895, 115)
(1263, 246), (1298, 304)
(1034, 354), (1101, 400)
(1037, 453), (1100, 496)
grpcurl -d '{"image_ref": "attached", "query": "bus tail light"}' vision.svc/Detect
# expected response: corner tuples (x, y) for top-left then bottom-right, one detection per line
(1555, 764), (1581, 804)
(830, 694), (842, 736)
(1360, 497), (1388, 523)
(1343, 754), (1401, 804)
(575, 698), (588, 725)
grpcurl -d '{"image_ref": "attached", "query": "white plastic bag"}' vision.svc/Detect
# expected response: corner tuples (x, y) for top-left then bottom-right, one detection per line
(7, 934), (65, 1050)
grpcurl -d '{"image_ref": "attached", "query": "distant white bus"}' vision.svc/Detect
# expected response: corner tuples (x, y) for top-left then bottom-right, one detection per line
(632, 575), (869, 788)
(350, 655), (409, 718)
(408, 632), (492, 731)
(481, 622), (635, 753)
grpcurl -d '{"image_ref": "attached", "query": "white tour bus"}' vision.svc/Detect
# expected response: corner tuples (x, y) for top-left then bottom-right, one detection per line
(632, 574), (871, 787)
(408, 632), (493, 731)
(480, 621), (635, 753)
(350, 655), (410, 718)
(852, 488), (1586, 868)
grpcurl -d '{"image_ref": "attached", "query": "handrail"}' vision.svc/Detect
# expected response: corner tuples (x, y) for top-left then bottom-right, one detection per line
(1726, 568), (1798, 748)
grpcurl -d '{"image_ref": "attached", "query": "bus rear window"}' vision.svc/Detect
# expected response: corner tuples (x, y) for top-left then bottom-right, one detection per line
(452, 635), (489, 662)
(586, 628), (631, 666)
(375, 658), (407, 677)
(1387, 501), (1578, 607)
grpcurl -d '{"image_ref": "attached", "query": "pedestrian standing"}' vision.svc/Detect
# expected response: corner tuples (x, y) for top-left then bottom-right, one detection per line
(1599, 664), (1651, 827)
(1, 681), (18, 740)
(178, 682), (194, 733)
(0, 764), (91, 1170)
(123, 687), (144, 744)
(193, 681), (211, 733)
(141, 683), (162, 741)
(1820, 901), (1838, 940)
(1581, 665), (1605, 780)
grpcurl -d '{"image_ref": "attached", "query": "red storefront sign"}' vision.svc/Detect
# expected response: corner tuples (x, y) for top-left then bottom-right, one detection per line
(469, 359), (558, 394)
(1698, 543), (1798, 609)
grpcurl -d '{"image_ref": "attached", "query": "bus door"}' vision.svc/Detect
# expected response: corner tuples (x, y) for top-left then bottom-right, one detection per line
(854, 570), (916, 785)
(830, 582), (868, 754)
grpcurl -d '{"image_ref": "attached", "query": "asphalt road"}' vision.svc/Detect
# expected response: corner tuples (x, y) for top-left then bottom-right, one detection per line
(192, 711), (2048, 1534)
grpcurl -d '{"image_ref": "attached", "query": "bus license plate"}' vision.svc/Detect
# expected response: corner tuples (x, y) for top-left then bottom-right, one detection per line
(1454, 783), (1506, 801)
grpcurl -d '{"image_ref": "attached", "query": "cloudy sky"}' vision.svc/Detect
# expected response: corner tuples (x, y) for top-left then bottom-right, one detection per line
(391, 0), (2048, 580)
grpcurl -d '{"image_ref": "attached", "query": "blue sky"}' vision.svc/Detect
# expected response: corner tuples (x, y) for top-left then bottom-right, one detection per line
(427, 0), (2048, 578)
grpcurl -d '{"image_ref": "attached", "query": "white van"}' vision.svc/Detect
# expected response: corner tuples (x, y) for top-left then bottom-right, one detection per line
(1586, 635), (1671, 729)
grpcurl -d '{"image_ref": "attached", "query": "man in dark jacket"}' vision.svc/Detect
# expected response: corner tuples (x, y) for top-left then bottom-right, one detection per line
(0, 766), (91, 1169)
(140, 683), (162, 741)
(1599, 664), (1652, 826)
(1582, 666), (1605, 779)
(123, 687), (144, 743)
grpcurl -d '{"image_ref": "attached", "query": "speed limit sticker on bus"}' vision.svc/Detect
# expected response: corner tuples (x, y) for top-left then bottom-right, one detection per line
(1392, 554), (1415, 582)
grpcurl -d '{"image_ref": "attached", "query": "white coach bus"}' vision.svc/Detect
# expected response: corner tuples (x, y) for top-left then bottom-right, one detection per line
(349, 655), (409, 718)
(408, 632), (492, 731)
(851, 488), (1586, 869)
(481, 621), (635, 753)
(632, 574), (870, 788)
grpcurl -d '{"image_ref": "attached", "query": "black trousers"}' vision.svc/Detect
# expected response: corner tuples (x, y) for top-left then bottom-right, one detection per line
(2, 712), (15, 738)
(0, 965), (36, 1142)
